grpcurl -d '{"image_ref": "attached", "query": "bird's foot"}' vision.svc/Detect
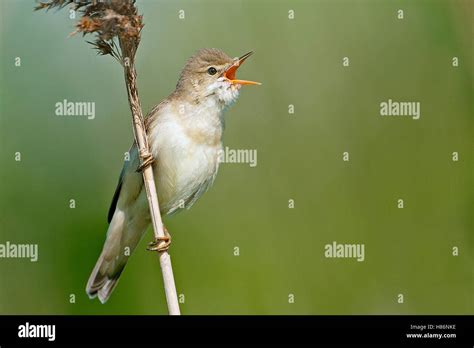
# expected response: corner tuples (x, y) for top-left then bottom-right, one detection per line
(136, 152), (155, 172)
(147, 226), (171, 252)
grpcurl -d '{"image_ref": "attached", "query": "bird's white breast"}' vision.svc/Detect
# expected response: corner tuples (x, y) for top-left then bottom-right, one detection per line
(147, 102), (223, 214)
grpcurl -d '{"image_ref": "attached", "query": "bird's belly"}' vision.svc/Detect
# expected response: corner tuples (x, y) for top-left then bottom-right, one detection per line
(151, 123), (221, 214)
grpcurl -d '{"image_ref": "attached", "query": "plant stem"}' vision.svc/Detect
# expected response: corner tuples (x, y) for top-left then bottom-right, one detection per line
(121, 47), (181, 316)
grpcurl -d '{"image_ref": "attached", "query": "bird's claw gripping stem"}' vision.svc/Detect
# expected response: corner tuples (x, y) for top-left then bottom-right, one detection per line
(147, 226), (171, 252)
(136, 152), (155, 172)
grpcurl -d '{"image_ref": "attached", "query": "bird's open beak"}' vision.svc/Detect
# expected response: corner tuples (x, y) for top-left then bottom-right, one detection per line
(223, 51), (261, 86)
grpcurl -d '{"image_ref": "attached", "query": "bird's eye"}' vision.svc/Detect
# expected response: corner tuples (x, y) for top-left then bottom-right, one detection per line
(207, 67), (217, 75)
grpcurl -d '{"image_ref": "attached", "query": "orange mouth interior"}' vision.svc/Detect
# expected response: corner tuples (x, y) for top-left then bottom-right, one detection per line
(223, 53), (261, 86)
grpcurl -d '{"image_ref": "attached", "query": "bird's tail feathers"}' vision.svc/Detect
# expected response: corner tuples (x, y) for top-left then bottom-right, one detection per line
(86, 208), (147, 303)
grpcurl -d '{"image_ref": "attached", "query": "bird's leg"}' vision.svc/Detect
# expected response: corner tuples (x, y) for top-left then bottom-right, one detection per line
(147, 225), (171, 252)
(136, 149), (155, 173)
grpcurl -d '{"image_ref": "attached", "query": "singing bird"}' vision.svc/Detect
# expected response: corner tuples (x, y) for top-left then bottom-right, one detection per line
(86, 48), (260, 303)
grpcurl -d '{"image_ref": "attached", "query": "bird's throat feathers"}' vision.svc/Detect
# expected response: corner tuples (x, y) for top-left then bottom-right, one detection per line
(166, 80), (241, 137)
(206, 79), (241, 109)
(175, 78), (241, 112)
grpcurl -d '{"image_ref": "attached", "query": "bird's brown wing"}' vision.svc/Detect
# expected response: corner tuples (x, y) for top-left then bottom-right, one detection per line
(107, 101), (169, 222)
(107, 167), (125, 223)
(107, 142), (137, 223)
(107, 102), (161, 223)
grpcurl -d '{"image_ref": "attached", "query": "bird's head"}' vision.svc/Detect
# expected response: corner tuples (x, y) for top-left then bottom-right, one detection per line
(175, 48), (260, 108)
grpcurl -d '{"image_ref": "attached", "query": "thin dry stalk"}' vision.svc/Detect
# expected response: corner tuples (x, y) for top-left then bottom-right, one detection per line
(35, 0), (180, 315)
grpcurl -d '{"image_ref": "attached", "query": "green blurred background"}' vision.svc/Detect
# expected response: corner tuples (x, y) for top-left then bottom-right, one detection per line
(0, 0), (472, 314)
